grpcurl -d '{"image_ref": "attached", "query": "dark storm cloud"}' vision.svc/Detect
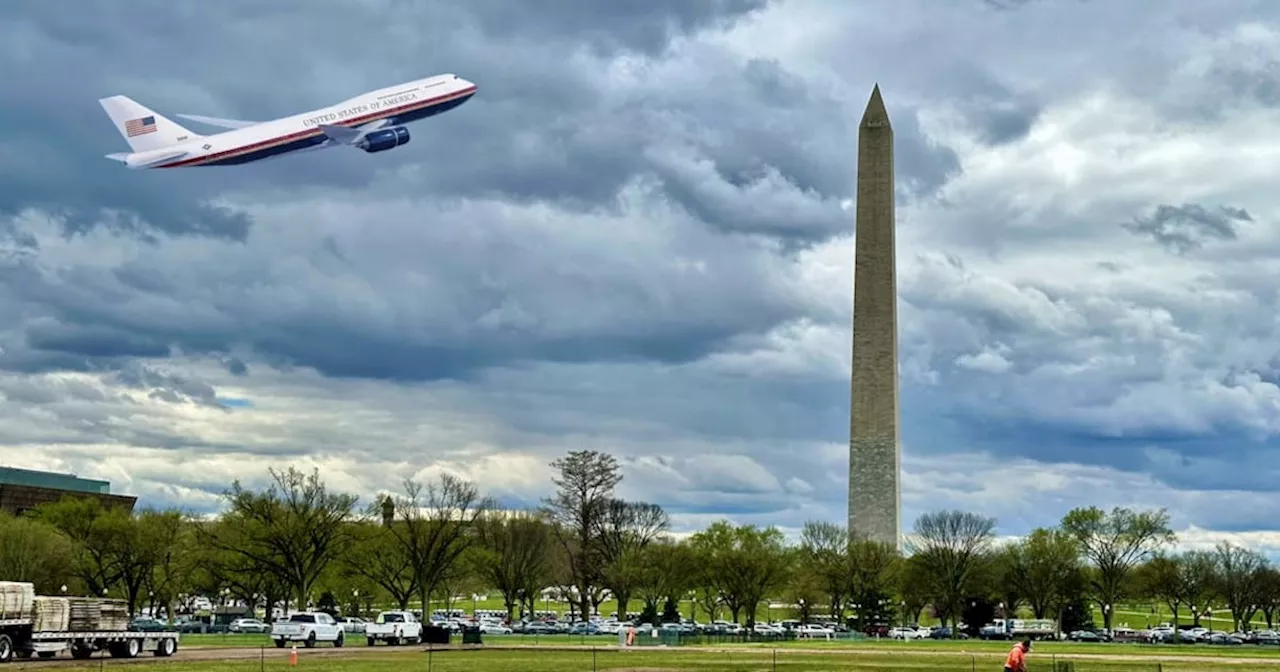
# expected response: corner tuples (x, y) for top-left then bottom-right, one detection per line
(1124, 203), (1250, 253)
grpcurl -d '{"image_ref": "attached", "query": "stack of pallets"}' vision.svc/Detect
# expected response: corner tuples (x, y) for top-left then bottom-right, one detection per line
(98, 599), (130, 631)
(0, 582), (35, 620)
(32, 596), (70, 632)
(68, 597), (102, 631)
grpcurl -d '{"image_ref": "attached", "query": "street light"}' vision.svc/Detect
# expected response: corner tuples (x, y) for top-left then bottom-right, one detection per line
(799, 598), (805, 625)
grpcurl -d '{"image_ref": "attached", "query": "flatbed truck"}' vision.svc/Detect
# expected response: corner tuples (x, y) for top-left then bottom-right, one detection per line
(0, 617), (180, 663)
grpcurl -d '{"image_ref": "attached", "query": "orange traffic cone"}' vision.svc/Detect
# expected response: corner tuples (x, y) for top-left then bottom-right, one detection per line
(289, 644), (298, 666)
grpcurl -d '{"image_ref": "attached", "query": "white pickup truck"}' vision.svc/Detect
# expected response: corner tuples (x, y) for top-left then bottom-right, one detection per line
(364, 611), (422, 646)
(270, 612), (345, 648)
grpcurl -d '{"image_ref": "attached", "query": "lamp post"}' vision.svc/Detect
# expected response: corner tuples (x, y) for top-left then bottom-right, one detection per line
(901, 600), (907, 634)
(1103, 603), (1111, 634)
(799, 598), (806, 625)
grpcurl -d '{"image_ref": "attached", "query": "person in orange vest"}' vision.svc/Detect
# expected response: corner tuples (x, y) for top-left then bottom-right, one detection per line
(1003, 639), (1030, 672)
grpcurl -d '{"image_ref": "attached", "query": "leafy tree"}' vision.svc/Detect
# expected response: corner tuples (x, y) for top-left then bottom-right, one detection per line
(342, 520), (418, 609)
(36, 497), (123, 595)
(1005, 528), (1081, 619)
(633, 539), (694, 625)
(0, 512), (73, 593)
(906, 510), (996, 634)
(384, 475), (492, 615)
(202, 467), (358, 607)
(1060, 506), (1174, 632)
(689, 521), (790, 629)
(542, 450), (622, 619)
(474, 511), (552, 620)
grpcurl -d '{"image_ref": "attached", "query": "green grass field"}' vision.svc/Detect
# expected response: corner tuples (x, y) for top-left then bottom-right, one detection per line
(16, 647), (1280, 672)
(177, 632), (1280, 658)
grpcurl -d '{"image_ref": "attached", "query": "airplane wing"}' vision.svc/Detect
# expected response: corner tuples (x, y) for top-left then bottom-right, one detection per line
(175, 113), (258, 130)
(317, 123), (363, 144)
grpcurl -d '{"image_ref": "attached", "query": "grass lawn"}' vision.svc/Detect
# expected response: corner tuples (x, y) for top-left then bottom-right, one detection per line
(34, 648), (1280, 672)
(176, 631), (1280, 659)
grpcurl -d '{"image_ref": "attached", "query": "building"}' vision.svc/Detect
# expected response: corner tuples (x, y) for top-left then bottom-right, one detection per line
(0, 466), (137, 516)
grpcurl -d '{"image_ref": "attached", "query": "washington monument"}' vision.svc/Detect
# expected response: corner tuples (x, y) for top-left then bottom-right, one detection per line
(848, 84), (901, 549)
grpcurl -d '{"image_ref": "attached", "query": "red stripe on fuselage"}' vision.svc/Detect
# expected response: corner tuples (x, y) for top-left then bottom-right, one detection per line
(158, 85), (477, 168)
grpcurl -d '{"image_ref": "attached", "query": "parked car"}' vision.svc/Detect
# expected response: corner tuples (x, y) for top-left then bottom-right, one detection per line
(337, 617), (367, 634)
(229, 618), (269, 633)
(270, 612), (346, 648)
(129, 616), (168, 632)
(365, 611), (423, 646)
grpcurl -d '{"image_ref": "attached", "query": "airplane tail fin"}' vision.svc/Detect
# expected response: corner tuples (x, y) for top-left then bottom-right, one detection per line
(98, 95), (202, 153)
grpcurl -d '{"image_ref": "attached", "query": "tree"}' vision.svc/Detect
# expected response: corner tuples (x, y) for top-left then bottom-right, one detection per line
(597, 499), (669, 620)
(542, 450), (622, 619)
(846, 537), (901, 626)
(1256, 567), (1280, 629)
(0, 512), (72, 593)
(689, 521), (790, 629)
(799, 521), (849, 620)
(36, 497), (123, 595)
(1005, 528), (1081, 620)
(474, 512), (552, 620)
(633, 539), (694, 625)
(202, 467), (358, 607)
(1060, 506), (1174, 632)
(141, 509), (193, 621)
(906, 510), (996, 634)
(342, 521), (418, 610)
(386, 475), (492, 615)
(1213, 542), (1267, 632)
(1138, 553), (1189, 634)
(1178, 551), (1217, 627)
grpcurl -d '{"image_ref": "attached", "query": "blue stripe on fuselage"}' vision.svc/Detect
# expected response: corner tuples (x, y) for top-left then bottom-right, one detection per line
(199, 92), (474, 167)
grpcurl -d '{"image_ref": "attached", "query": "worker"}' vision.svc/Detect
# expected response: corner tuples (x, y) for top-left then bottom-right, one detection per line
(1003, 639), (1030, 672)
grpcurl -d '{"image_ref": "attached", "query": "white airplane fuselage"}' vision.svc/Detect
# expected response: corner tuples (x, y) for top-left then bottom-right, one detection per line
(100, 74), (477, 169)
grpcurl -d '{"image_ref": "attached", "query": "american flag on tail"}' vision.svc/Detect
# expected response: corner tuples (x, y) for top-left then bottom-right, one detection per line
(125, 116), (156, 137)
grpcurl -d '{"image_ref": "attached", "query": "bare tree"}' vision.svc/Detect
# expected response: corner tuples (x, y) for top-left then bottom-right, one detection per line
(1060, 506), (1173, 632)
(1214, 541), (1267, 632)
(541, 450), (622, 619)
(597, 499), (669, 618)
(386, 474), (494, 615)
(799, 521), (849, 620)
(907, 510), (996, 633)
(1257, 567), (1280, 629)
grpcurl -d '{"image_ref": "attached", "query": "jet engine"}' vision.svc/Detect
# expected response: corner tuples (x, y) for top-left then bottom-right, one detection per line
(358, 126), (410, 153)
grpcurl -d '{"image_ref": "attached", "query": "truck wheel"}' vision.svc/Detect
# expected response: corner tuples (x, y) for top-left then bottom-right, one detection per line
(366, 636), (375, 646)
(71, 644), (93, 660)
(388, 636), (400, 646)
(305, 632), (316, 648)
(334, 632), (344, 648)
(0, 634), (13, 664)
(155, 638), (177, 657)
(275, 639), (286, 649)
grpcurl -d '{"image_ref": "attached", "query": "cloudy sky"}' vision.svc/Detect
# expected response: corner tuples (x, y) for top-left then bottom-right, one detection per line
(3, 0), (1280, 555)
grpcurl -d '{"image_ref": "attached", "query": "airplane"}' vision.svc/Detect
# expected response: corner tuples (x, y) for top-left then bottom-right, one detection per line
(98, 74), (477, 169)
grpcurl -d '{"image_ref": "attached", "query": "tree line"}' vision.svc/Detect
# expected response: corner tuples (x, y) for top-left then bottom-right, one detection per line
(1, 450), (1278, 635)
